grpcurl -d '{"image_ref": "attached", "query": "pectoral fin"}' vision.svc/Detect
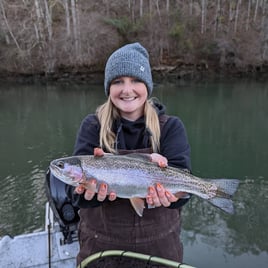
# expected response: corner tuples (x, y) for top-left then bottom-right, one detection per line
(130, 198), (145, 217)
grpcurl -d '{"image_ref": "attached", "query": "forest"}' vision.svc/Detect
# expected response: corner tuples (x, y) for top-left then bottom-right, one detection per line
(0, 0), (268, 81)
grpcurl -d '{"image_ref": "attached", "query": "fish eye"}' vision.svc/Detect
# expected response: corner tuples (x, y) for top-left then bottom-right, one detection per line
(57, 161), (65, 169)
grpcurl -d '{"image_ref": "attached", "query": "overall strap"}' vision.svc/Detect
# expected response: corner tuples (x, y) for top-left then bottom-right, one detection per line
(159, 114), (170, 131)
(116, 115), (170, 155)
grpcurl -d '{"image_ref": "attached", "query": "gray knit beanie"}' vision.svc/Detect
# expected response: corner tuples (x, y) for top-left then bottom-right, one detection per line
(104, 42), (153, 96)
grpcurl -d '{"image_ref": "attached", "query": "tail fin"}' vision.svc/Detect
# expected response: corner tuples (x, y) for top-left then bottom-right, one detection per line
(207, 179), (240, 214)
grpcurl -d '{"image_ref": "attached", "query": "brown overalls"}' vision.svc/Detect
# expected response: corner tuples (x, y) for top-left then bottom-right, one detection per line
(77, 149), (183, 268)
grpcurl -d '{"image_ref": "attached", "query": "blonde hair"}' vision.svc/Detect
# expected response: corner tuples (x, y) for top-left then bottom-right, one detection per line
(96, 97), (160, 153)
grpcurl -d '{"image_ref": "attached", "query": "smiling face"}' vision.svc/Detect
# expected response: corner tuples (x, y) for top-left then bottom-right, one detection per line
(109, 76), (148, 121)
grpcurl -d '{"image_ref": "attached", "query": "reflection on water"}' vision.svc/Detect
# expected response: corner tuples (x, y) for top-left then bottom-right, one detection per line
(0, 83), (106, 236)
(154, 80), (268, 267)
(0, 80), (267, 267)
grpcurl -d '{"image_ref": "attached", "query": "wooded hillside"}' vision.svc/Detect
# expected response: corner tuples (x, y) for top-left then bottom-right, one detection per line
(0, 0), (268, 81)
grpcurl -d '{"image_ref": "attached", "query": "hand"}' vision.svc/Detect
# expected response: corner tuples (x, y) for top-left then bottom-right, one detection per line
(146, 183), (179, 207)
(150, 153), (168, 168)
(75, 179), (116, 202)
(147, 153), (173, 207)
(146, 183), (189, 208)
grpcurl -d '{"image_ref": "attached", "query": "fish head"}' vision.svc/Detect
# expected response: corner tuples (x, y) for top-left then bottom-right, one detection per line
(49, 156), (84, 187)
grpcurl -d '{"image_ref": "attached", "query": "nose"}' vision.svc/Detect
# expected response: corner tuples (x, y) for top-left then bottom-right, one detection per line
(121, 78), (133, 93)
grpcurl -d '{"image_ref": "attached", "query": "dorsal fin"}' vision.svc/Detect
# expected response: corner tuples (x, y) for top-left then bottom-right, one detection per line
(124, 153), (152, 162)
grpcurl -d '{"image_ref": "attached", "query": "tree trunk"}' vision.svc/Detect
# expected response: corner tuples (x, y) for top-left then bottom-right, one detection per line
(44, 0), (54, 73)
(0, 0), (21, 50)
(254, 0), (259, 22)
(214, 0), (221, 38)
(70, 0), (80, 62)
(234, 0), (241, 34)
(201, 0), (207, 34)
(63, 0), (71, 37)
(246, 0), (251, 31)
(140, 0), (143, 17)
(189, 0), (193, 16)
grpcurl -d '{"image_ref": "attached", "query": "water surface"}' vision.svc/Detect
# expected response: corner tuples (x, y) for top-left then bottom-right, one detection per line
(0, 80), (267, 268)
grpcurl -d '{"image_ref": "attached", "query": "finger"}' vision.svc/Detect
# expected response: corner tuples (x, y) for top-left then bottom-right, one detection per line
(146, 196), (156, 209)
(150, 153), (168, 167)
(75, 185), (85, 194)
(148, 186), (161, 207)
(84, 180), (97, 200)
(97, 183), (108, 201)
(158, 160), (167, 168)
(108, 191), (116, 201)
(94, 147), (105, 157)
(165, 191), (179, 202)
(156, 183), (170, 207)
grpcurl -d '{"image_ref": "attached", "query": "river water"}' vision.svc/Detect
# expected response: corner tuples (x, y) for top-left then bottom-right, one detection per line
(0, 80), (267, 268)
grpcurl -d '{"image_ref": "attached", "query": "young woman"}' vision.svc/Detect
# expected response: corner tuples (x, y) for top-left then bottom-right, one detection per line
(66, 43), (191, 267)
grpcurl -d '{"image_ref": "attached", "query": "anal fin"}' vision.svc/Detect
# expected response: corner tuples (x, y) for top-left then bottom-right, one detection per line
(130, 198), (145, 217)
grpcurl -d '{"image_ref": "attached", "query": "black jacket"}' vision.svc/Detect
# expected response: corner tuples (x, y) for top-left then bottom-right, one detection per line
(67, 101), (191, 209)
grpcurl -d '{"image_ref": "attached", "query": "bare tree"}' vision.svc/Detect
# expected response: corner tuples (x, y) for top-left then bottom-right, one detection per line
(201, 0), (207, 34)
(254, 0), (260, 22)
(166, 0), (170, 13)
(139, 0), (143, 17)
(155, 0), (161, 22)
(70, 0), (81, 62)
(234, 0), (242, 34)
(44, 0), (55, 72)
(214, 0), (221, 38)
(261, 0), (268, 59)
(63, 0), (71, 37)
(246, 0), (252, 31)
(189, 0), (193, 16)
(0, 0), (22, 51)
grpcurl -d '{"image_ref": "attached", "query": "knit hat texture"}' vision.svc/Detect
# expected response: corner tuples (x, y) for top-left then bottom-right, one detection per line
(104, 42), (153, 96)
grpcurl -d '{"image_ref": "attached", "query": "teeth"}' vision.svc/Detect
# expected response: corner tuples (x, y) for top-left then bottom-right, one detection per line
(121, 97), (136, 101)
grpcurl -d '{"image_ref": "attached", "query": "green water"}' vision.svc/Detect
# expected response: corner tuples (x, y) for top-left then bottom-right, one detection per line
(0, 80), (267, 268)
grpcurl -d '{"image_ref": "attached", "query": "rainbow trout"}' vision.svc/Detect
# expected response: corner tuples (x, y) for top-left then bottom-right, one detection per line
(50, 153), (239, 216)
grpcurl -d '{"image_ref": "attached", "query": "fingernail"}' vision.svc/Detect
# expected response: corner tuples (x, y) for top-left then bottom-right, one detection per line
(156, 183), (162, 191)
(149, 187), (155, 194)
(101, 183), (107, 190)
(75, 186), (84, 194)
(165, 191), (171, 198)
(159, 161), (167, 168)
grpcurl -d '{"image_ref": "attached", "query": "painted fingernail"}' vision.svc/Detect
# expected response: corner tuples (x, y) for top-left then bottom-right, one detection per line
(165, 191), (171, 198)
(101, 183), (107, 190)
(75, 185), (84, 194)
(149, 187), (155, 194)
(156, 183), (162, 191)
(159, 161), (167, 168)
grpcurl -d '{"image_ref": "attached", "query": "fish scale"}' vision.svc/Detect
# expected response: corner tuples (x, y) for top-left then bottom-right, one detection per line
(82, 156), (216, 198)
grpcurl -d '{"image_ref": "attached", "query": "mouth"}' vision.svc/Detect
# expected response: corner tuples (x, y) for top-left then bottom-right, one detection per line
(120, 96), (137, 101)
